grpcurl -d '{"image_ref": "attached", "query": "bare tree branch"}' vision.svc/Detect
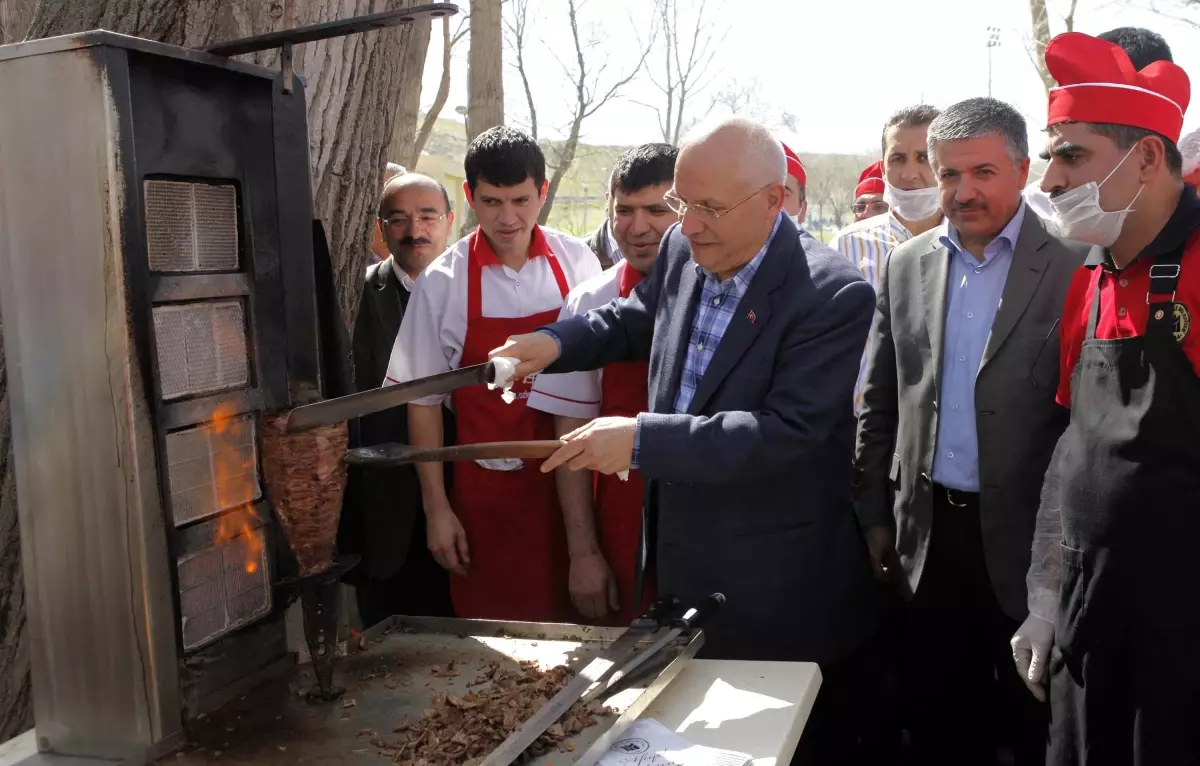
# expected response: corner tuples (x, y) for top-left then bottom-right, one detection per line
(409, 15), (455, 167)
(649, 0), (730, 144)
(538, 0), (655, 224)
(504, 0), (539, 139)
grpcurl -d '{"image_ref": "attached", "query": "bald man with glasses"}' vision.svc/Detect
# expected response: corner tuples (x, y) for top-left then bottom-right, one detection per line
(493, 117), (895, 763)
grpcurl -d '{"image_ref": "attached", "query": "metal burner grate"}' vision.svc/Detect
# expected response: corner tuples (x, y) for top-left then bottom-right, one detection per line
(177, 527), (271, 652)
(164, 415), (261, 527)
(144, 180), (239, 272)
(153, 300), (250, 400)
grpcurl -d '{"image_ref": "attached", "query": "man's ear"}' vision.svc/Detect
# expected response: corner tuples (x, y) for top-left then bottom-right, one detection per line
(463, 180), (476, 210)
(540, 178), (549, 200)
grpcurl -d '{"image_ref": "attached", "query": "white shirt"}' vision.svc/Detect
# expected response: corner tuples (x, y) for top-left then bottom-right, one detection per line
(388, 256), (417, 292)
(527, 264), (629, 419)
(830, 212), (920, 414)
(384, 226), (601, 406)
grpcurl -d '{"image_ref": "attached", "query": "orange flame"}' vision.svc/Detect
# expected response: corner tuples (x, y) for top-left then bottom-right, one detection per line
(211, 402), (264, 574)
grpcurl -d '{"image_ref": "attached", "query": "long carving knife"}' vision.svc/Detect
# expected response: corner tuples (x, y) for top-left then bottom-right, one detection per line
(284, 362), (496, 434)
(344, 440), (565, 466)
(480, 597), (682, 766)
(581, 593), (725, 704)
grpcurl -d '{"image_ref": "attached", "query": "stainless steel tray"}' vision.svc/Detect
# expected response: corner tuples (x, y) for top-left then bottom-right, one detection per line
(163, 615), (703, 765)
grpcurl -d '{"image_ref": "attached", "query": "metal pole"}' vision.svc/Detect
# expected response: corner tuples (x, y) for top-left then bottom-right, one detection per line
(986, 27), (1000, 99)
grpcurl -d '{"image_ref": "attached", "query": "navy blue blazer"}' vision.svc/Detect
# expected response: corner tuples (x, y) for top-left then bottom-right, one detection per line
(545, 215), (888, 663)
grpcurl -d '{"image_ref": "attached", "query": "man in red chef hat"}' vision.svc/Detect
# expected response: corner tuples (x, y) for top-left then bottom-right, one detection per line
(852, 161), (888, 222)
(781, 142), (809, 225)
(1009, 31), (1200, 765)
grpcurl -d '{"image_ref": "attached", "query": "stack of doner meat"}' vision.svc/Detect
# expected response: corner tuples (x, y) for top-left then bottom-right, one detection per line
(260, 414), (348, 576)
(374, 661), (610, 765)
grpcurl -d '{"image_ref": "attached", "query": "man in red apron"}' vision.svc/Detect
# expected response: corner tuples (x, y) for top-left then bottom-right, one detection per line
(527, 143), (678, 625)
(1009, 32), (1200, 764)
(384, 127), (600, 622)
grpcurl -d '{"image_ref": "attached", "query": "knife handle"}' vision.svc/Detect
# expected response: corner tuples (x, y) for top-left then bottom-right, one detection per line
(629, 595), (682, 632)
(670, 593), (725, 631)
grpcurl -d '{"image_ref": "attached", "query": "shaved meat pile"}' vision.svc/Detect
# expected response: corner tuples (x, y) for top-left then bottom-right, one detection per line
(371, 661), (611, 765)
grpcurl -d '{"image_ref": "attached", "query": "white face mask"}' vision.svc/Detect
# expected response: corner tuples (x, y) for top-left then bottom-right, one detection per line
(883, 182), (941, 222)
(1049, 145), (1144, 247)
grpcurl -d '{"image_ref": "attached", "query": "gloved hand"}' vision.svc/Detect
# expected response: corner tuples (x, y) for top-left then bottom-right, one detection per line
(1010, 614), (1054, 702)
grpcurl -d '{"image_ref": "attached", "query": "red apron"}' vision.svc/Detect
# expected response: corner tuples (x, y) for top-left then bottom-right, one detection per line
(594, 262), (657, 625)
(449, 237), (573, 622)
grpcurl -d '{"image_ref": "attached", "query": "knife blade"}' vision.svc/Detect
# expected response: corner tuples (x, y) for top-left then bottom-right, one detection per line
(581, 593), (724, 705)
(480, 596), (682, 766)
(284, 362), (496, 434)
(344, 440), (566, 466)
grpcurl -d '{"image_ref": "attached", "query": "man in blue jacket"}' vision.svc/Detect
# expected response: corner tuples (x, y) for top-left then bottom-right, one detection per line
(493, 116), (893, 763)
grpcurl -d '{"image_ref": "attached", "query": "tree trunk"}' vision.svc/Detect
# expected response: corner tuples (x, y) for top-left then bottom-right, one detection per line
(465, 0), (502, 142)
(1, 0), (431, 740)
(1029, 0), (1056, 94)
(387, 14), (432, 173)
(460, 0), (503, 236)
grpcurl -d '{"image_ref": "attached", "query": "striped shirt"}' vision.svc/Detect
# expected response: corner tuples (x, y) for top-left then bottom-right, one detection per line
(830, 212), (919, 414)
(631, 213), (783, 467)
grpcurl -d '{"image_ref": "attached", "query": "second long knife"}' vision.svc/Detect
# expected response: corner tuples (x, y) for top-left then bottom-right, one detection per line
(344, 440), (565, 466)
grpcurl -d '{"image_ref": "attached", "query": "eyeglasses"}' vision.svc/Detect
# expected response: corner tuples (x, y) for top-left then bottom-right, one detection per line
(663, 184), (772, 220)
(852, 200), (890, 216)
(381, 212), (449, 229)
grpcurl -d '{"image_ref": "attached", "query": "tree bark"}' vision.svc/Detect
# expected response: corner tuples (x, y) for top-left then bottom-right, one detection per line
(1, 0), (431, 740)
(1029, 0), (1056, 94)
(460, 0), (503, 235)
(387, 13), (432, 173)
(465, 0), (503, 142)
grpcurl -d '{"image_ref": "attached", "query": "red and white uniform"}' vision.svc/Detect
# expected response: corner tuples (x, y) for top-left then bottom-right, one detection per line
(385, 225), (600, 622)
(528, 261), (657, 625)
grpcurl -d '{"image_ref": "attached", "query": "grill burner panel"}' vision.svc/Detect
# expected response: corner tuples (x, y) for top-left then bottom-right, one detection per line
(153, 301), (250, 400)
(145, 180), (239, 272)
(178, 527), (271, 652)
(165, 415), (261, 527)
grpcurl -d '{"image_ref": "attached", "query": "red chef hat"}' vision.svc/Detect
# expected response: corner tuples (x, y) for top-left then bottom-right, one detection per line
(781, 142), (807, 187)
(1045, 31), (1191, 143)
(854, 161), (885, 198)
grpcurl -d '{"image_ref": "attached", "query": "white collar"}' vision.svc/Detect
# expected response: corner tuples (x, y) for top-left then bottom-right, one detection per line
(388, 256), (417, 292)
(605, 220), (624, 264)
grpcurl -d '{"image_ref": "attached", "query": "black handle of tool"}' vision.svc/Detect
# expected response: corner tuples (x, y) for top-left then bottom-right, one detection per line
(669, 593), (725, 631)
(629, 595), (683, 632)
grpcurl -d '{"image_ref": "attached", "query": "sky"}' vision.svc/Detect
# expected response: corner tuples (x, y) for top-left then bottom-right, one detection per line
(418, 0), (1200, 157)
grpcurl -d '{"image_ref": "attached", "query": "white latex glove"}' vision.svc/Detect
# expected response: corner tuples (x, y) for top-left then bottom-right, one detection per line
(1010, 614), (1055, 702)
(488, 356), (519, 403)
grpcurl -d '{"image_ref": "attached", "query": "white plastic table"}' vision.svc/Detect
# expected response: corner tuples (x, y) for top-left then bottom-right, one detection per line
(635, 660), (823, 766)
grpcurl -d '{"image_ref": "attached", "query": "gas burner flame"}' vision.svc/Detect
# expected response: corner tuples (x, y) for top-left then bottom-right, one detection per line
(210, 402), (263, 574)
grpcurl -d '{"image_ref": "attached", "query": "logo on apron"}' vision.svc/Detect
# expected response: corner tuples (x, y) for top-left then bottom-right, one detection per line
(1173, 302), (1191, 343)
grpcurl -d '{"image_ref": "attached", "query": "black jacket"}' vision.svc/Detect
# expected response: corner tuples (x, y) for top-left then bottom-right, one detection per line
(339, 258), (454, 581)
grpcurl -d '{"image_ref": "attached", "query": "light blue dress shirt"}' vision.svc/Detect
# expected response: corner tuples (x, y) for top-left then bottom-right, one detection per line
(931, 203), (1026, 493)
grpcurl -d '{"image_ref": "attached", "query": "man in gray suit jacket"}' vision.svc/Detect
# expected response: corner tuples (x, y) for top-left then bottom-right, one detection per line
(495, 117), (893, 763)
(854, 99), (1089, 766)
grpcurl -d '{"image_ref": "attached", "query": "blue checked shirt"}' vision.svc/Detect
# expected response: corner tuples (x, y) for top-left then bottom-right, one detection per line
(631, 213), (783, 468)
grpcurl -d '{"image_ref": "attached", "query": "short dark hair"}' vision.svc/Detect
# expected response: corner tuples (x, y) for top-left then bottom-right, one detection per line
(1086, 123), (1183, 175)
(1097, 27), (1172, 70)
(610, 143), (678, 196)
(464, 126), (546, 192)
(881, 104), (941, 155)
